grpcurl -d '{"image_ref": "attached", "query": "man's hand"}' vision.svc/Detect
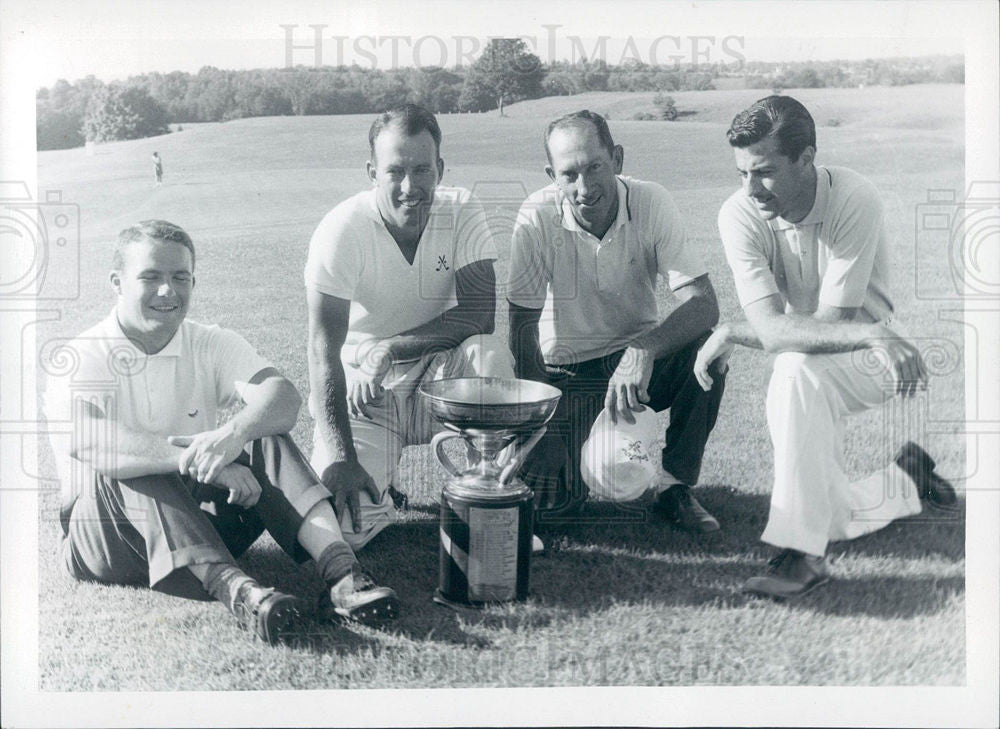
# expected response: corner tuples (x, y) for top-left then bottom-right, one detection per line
(871, 331), (928, 397)
(212, 462), (262, 508)
(347, 342), (392, 419)
(320, 459), (382, 531)
(694, 327), (735, 392)
(168, 425), (245, 483)
(605, 346), (655, 425)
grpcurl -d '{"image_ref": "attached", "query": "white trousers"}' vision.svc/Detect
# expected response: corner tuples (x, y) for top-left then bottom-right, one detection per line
(761, 351), (923, 557)
(311, 334), (516, 550)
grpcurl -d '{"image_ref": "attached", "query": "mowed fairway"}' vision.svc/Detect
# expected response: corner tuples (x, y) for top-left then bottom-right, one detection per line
(36, 84), (966, 689)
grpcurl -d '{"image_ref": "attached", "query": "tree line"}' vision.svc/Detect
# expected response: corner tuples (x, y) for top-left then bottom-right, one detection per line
(36, 41), (963, 151)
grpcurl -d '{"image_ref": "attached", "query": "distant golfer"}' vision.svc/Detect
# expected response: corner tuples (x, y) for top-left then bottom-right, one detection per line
(45, 220), (398, 646)
(506, 110), (727, 532)
(152, 152), (163, 184)
(695, 95), (957, 599)
(305, 103), (515, 547)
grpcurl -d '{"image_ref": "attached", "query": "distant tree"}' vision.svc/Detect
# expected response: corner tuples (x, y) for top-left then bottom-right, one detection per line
(460, 38), (544, 115)
(653, 92), (678, 120)
(82, 85), (169, 142)
(363, 72), (412, 112)
(941, 63), (964, 83)
(581, 59), (610, 91)
(36, 104), (85, 150)
(36, 77), (103, 150)
(407, 67), (463, 113)
(184, 67), (236, 122)
(542, 71), (581, 96)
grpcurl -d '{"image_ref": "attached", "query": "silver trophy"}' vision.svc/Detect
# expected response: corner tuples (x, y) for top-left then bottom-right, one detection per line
(420, 377), (561, 607)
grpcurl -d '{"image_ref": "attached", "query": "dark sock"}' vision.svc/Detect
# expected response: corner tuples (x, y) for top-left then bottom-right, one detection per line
(201, 562), (253, 612)
(316, 542), (358, 588)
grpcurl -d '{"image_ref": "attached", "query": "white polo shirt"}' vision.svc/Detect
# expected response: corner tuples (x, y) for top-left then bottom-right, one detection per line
(43, 311), (271, 503)
(717, 165), (894, 323)
(304, 186), (497, 368)
(507, 176), (707, 364)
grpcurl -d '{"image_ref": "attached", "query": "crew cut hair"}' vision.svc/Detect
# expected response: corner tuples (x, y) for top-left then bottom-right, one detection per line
(368, 103), (443, 160)
(113, 220), (196, 272)
(544, 109), (616, 163)
(726, 95), (817, 161)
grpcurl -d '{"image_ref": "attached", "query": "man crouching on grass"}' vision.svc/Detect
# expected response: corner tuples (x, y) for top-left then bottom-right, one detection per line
(44, 220), (398, 646)
(694, 96), (957, 600)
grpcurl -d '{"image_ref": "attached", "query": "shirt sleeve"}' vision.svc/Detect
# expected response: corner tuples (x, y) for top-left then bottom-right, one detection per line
(717, 196), (781, 307)
(649, 184), (708, 290)
(208, 327), (273, 409)
(41, 333), (123, 464)
(454, 192), (498, 270)
(303, 205), (363, 300)
(505, 200), (550, 309)
(818, 183), (883, 309)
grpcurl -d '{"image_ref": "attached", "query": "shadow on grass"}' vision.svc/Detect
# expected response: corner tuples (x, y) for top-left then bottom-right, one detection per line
(247, 485), (965, 652)
(791, 574), (965, 619)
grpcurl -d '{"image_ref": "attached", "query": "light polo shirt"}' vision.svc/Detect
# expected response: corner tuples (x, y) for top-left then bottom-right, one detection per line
(717, 165), (894, 323)
(43, 311), (271, 504)
(507, 175), (707, 364)
(304, 186), (497, 368)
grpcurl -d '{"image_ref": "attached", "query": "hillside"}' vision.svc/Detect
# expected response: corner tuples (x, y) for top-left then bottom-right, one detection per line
(502, 84), (964, 130)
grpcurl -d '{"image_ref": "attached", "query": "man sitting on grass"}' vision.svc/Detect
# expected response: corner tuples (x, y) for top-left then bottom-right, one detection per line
(45, 220), (397, 645)
(694, 95), (957, 600)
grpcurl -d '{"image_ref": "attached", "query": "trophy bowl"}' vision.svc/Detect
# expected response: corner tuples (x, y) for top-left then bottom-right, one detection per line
(419, 377), (562, 434)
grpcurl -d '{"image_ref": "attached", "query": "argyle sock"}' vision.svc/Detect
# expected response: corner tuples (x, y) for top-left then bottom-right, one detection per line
(201, 562), (254, 612)
(316, 542), (358, 589)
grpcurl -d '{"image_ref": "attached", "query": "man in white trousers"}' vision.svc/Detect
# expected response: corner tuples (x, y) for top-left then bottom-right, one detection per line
(695, 95), (956, 600)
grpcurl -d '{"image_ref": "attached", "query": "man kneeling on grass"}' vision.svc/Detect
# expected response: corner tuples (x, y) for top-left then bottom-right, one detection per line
(694, 96), (957, 600)
(45, 220), (398, 645)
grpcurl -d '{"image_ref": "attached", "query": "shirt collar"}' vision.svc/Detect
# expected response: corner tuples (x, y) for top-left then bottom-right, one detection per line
(558, 176), (633, 236)
(107, 307), (183, 358)
(769, 166), (830, 231)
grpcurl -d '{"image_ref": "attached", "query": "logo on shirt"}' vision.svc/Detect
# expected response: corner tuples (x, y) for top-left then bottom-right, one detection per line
(435, 254), (449, 271)
(187, 409), (199, 417)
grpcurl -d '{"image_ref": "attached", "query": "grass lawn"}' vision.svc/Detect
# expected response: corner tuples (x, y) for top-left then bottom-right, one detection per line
(35, 83), (967, 689)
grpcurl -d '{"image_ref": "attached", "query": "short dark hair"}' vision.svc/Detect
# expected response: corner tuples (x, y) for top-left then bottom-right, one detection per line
(544, 110), (616, 164)
(726, 95), (816, 161)
(113, 220), (195, 272)
(368, 103), (442, 160)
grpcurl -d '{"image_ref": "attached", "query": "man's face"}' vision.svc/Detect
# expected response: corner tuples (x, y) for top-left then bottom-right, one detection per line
(111, 239), (194, 347)
(367, 125), (443, 237)
(733, 136), (815, 222)
(545, 124), (623, 236)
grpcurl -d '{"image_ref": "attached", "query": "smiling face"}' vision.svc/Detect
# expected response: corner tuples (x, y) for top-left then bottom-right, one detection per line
(733, 135), (816, 223)
(366, 124), (444, 243)
(111, 238), (194, 353)
(545, 124), (623, 239)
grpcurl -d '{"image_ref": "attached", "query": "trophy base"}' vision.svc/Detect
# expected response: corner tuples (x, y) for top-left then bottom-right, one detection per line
(437, 486), (534, 607)
(432, 589), (529, 612)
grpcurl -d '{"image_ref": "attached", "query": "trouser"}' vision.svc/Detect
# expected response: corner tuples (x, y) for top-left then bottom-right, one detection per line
(61, 434), (334, 600)
(310, 334), (516, 549)
(524, 333), (727, 504)
(761, 351), (924, 557)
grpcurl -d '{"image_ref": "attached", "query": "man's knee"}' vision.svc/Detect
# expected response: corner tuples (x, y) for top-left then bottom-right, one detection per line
(768, 352), (835, 410)
(457, 334), (515, 377)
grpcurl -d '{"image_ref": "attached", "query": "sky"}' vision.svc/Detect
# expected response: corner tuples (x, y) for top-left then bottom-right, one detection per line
(7, 0), (969, 88)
